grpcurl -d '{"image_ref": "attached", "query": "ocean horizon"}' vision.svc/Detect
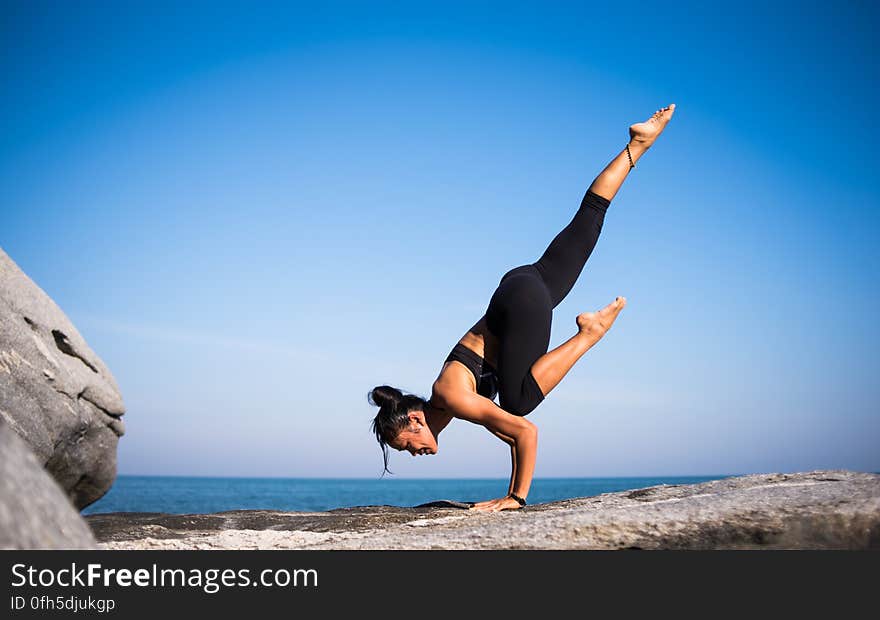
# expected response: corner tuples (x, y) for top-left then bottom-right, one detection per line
(83, 474), (733, 515)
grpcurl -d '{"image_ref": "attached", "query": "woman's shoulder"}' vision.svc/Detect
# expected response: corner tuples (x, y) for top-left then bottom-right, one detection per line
(432, 366), (502, 425)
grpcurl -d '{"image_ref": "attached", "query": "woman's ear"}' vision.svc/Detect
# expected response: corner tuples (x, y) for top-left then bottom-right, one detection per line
(408, 410), (426, 427)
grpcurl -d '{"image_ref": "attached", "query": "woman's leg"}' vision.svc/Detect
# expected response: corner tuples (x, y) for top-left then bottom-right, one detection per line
(515, 163), (625, 398)
(530, 104), (677, 307)
(529, 297), (625, 397)
(512, 105), (677, 400)
(486, 270), (553, 416)
(488, 273), (625, 415)
(531, 189), (609, 308)
(589, 103), (676, 202)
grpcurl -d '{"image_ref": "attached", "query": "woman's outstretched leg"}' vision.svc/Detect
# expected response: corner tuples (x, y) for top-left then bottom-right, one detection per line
(531, 189), (609, 308)
(589, 103), (676, 201)
(531, 104), (677, 308)
(528, 104), (676, 397)
(530, 296), (626, 396)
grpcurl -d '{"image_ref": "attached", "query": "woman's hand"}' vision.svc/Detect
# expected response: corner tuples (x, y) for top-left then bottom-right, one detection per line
(469, 495), (523, 512)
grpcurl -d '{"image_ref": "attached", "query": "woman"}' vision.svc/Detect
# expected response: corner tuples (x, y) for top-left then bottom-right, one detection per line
(368, 104), (676, 512)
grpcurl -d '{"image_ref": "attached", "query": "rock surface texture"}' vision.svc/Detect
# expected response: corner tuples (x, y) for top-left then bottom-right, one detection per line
(0, 419), (97, 549)
(87, 470), (880, 550)
(0, 248), (125, 509)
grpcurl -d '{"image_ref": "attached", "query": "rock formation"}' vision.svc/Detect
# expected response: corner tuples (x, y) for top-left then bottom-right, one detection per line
(86, 470), (880, 550)
(0, 419), (97, 549)
(0, 248), (125, 508)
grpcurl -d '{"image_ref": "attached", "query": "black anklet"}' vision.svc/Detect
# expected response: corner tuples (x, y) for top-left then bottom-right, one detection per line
(509, 493), (527, 507)
(625, 143), (635, 169)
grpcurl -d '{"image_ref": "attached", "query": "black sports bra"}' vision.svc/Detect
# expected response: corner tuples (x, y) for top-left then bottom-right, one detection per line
(444, 342), (499, 401)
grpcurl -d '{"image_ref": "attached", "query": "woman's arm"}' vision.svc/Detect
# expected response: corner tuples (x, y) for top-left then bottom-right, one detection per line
(489, 429), (517, 496)
(435, 388), (537, 511)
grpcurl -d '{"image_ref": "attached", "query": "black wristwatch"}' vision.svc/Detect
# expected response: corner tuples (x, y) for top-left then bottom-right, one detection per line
(508, 493), (527, 507)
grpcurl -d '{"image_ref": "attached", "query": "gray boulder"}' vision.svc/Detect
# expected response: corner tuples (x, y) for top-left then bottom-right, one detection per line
(0, 419), (97, 549)
(0, 247), (125, 508)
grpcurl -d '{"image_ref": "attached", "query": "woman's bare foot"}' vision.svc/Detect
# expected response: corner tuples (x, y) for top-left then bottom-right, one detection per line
(576, 297), (626, 340)
(629, 104), (676, 148)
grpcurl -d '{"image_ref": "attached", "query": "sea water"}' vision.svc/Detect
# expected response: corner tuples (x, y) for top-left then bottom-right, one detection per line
(82, 475), (728, 514)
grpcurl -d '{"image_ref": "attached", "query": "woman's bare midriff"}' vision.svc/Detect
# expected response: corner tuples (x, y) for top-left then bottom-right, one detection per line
(432, 315), (498, 410)
(428, 315), (499, 421)
(434, 315), (499, 394)
(457, 315), (499, 368)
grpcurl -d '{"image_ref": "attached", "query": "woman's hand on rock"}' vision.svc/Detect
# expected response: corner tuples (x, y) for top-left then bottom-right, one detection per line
(469, 496), (522, 512)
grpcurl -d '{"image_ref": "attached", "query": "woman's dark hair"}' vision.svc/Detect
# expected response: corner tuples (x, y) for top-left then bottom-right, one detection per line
(368, 385), (428, 476)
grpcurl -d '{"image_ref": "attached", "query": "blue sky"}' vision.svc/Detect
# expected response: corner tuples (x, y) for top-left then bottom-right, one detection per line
(2, 1), (877, 478)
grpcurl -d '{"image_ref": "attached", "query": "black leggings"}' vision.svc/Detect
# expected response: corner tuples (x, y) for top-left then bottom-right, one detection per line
(485, 188), (610, 416)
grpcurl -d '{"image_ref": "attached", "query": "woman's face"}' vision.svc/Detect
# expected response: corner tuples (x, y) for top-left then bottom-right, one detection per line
(389, 411), (438, 456)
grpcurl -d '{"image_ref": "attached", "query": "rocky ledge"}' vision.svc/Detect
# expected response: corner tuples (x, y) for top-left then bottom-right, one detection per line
(86, 470), (880, 550)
